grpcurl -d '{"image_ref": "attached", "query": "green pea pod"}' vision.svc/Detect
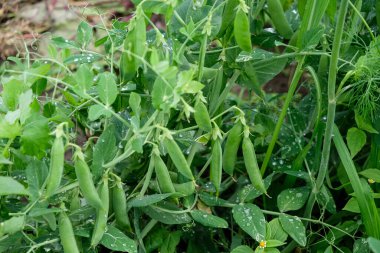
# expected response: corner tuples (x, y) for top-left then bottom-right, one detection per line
(91, 175), (109, 247)
(153, 152), (176, 194)
(0, 216), (25, 236)
(194, 101), (212, 132)
(45, 136), (65, 198)
(267, 0), (293, 39)
(234, 8), (252, 52)
(59, 211), (80, 253)
(112, 179), (131, 230)
(222, 122), (243, 175)
(210, 139), (222, 196)
(242, 131), (267, 194)
(162, 136), (194, 180)
(74, 151), (103, 210)
(218, 0), (240, 37)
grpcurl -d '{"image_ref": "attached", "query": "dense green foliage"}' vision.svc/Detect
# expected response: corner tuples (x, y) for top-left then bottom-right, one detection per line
(1, 0), (380, 252)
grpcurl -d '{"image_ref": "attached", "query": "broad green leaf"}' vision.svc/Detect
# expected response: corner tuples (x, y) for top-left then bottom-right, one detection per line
(190, 210), (228, 228)
(353, 238), (370, 253)
(347, 127), (366, 158)
(129, 92), (141, 115)
(231, 245), (255, 253)
(19, 89), (33, 124)
(77, 21), (93, 48)
(152, 77), (175, 110)
(301, 26), (324, 50)
(25, 159), (48, 200)
(88, 104), (112, 121)
(198, 192), (232, 207)
(0, 115), (22, 139)
(265, 249), (281, 253)
(20, 114), (50, 157)
(368, 237), (380, 253)
(2, 78), (26, 110)
(267, 218), (287, 242)
(98, 72), (118, 106)
(359, 169), (380, 183)
(238, 174), (273, 202)
(51, 37), (80, 49)
(160, 231), (181, 253)
(0, 176), (29, 196)
(343, 197), (360, 213)
(232, 203), (266, 242)
(100, 225), (137, 253)
(324, 246), (333, 253)
(277, 186), (310, 212)
(64, 53), (101, 64)
(73, 64), (93, 96)
(266, 240), (285, 247)
(355, 112), (378, 134)
(279, 214), (306, 247)
(142, 206), (192, 225)
(91, 125), (117, 181)
(236, 49), (275, 62)
(128, 193), (173, 207)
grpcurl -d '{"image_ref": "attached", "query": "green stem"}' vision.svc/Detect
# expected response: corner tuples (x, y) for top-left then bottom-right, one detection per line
(305, 0), (349, 218)
(260, 56), (305, 175)
(197, 34), (208, 81)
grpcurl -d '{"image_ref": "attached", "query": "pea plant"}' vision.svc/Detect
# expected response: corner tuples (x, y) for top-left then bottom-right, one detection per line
(1, 0), (380, 252)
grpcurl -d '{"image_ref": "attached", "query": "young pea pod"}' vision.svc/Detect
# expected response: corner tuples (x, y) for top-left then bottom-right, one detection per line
(210, 138), (222, 196)
(162, 136), (194, 180)
(45, 135), (65, 198)
(267, 0), (293, 39)
(194, 101), (212, 132)
(242, 128), (267, 194)
(218, 0), (240, 37)
(223, 122), (243, 175)
(59, 211), (80, 253)
(112, 179), (131, 230)
(0, 215), (25, 236)
(91, 175), (109, 247)
(74, 151), (103, 210)
(234, 8), (252, 52)
(153, 151), (176, 194)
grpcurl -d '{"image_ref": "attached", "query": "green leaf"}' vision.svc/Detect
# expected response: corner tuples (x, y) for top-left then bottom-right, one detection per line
(190, 210), (228, 228)
(129, 92), (141, 115)
(0, 176), (29, 196)
(368, 237), (380, 253)
(88, 104), (112, 121)
(91, 125), (117, 181)
(266, 218), (287, 242)
(231, 245), (255, 253)
(77, 21), (93, 48)
(51, 37), (80, 49)
(129, 193), (173, 207)
(359, 169), (380, 183)
(198, 192), (232, 207)
(0, 115), (22, 139)
(355, 112), (379, 134)
(279, 214), (306, 247)
(324, 246), (333, 253)
(316, 185), (337, 214)
(25, 159), (48, 200)
(64, 53), (101, 64)
(353, 238), (370, 253)
(266, 240), (285, 247)
(160, 231), (181, 253)
(277, 186), (310, 212)
(151, 77), (175, 110)
(73, 64), (93, 97)
(20, 114), (50, 157)
(100, 225), (137, 253)
(142, 206), (192, 225)
(343, 197), (360, 213)
(232, 203), (266, 242)
(2, 78), (26, 110)
(347, 127), (366, 158)
(97, 72), (118, 106)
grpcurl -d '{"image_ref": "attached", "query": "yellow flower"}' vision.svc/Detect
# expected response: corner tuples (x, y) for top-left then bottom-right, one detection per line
(259, 240), (267, 248)
(368, 178), (375, 184)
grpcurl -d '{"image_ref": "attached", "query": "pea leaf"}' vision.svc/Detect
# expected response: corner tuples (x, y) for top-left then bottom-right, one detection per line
(343, 197), (360, 213)
(232, 203), (266, 242)
(25, 159), (48, 200)
(368, 237), (380, 253)
(355, 112), (378, 134)
(347, 127), (366, 158)
(190, 210), (228, 228)
(198, 192), (232, 207)
(64, 53), (101, 64)
(128, 193), (173, 207)
(73, 64), (93, 97)
(160, 231), (181, 253)
(20, 114), (50, 157)
(142, 206), (192, 225)
(279, 214), (306, 247)
(51, 37), (80, 49)
(277, 186), (310, 212)
(88, 104), (112, 121)
(0, 176), (29, 196)
(77, 21), (92, 48)
(267, 218), (287, 242)
(97, 72), (118, 106)
(0, 115), (22, 139)
(231, 245), (255, 253)
(100, 225), (137, 253)
(359, 169), (380, 183)
(91, 125), (117, 181)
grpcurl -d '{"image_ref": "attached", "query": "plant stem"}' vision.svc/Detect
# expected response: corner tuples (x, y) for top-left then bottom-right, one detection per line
(260, 56), (305, 175)
(305, 0), (349, 218)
